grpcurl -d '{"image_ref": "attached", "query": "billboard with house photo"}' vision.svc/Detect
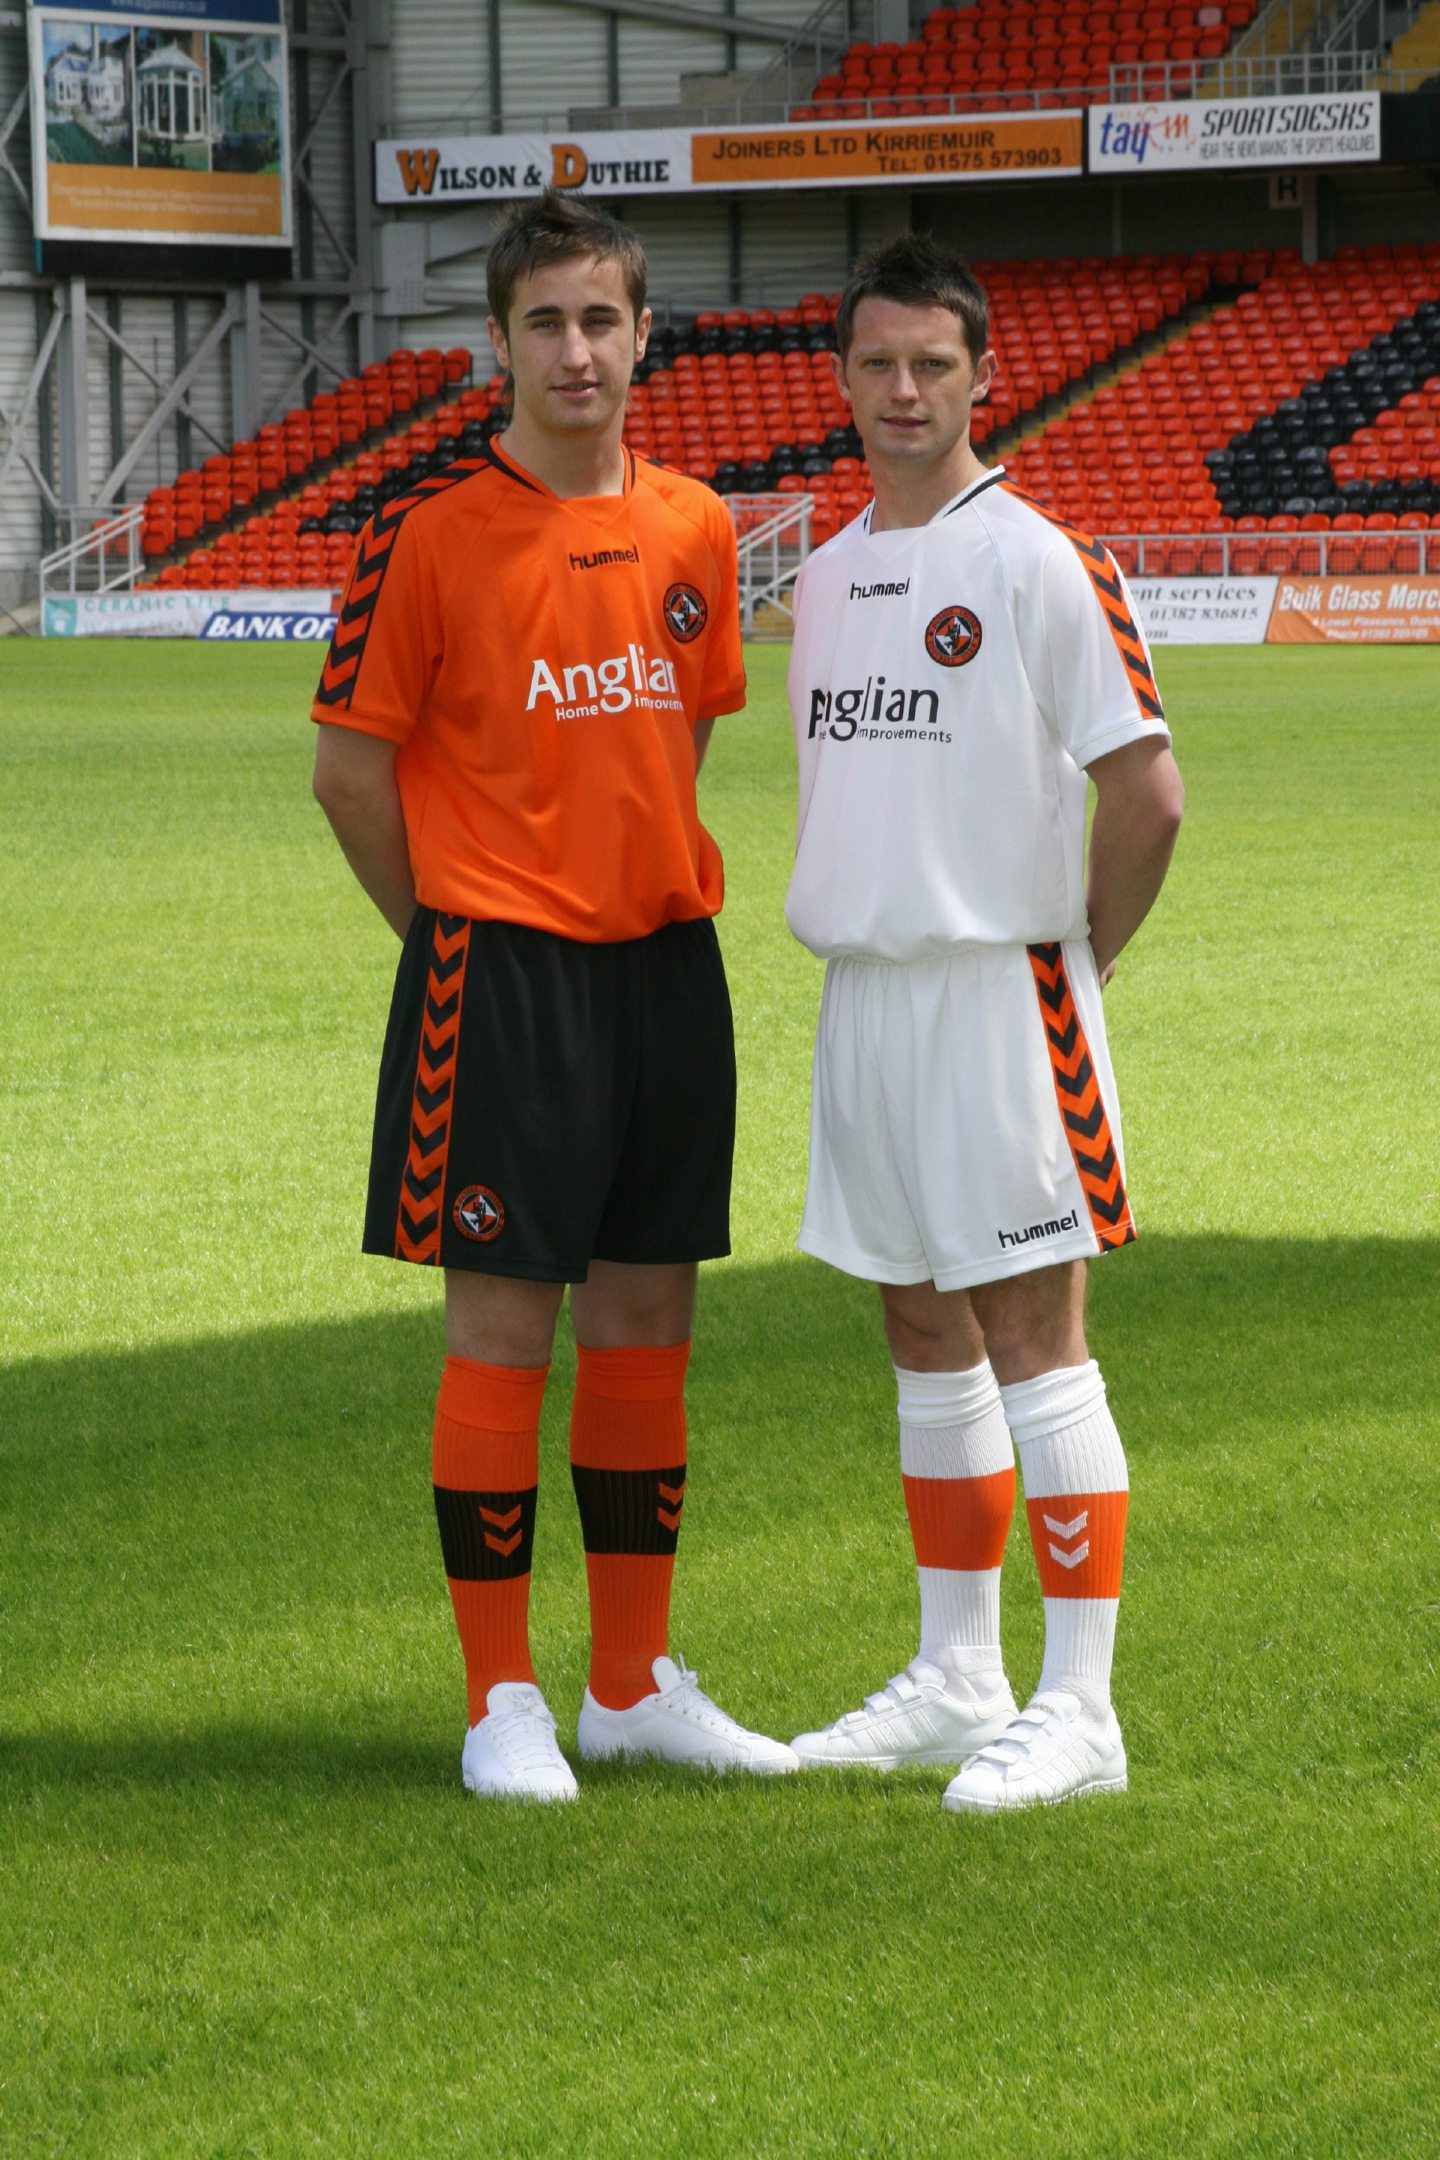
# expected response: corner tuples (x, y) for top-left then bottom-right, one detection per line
(29, 0), (291, 246)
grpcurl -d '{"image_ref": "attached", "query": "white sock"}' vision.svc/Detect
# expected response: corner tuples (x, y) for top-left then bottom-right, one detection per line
(896, 1362), (1015, 1687)
(1000, 1361), (1128, 1719)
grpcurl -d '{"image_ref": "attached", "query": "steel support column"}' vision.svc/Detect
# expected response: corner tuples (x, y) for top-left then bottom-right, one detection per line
(56, 277), (91, 511)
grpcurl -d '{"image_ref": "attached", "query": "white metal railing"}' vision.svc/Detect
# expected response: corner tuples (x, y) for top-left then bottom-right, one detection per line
(1100, 529), (1440, 575)
(454, 51), (1434, 137)
(39, 504), (146, 600)
(734, 0), (875, 123)
(1111, 47), (1390, 98)
(729, 492), (813, 633)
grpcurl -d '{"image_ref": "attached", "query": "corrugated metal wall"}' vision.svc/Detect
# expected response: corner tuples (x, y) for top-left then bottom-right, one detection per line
(0, 2), (907, 604)
(0, 9), (371, 604)
(387, 0), (489, 132)
(500, 1), (609, 124)
(0, 20), (43, 596)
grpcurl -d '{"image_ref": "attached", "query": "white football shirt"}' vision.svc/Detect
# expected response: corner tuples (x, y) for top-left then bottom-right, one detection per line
(785, 469), (1170, 962)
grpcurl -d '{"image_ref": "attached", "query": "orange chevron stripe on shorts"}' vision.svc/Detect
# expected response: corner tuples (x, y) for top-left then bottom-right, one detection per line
(396, 913), (471, 1264)
(1028, 943), (1135, 1252)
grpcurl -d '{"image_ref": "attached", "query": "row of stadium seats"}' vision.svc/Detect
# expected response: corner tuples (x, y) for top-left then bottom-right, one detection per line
(146, 379), (508, 586)
(1111, 526), (1440, 574)
(138, 243), (1440, 590)
(1006, 244), (1440, 534)
(796, 0), (1256, 116)
(626, 254), (1216, 525)
(139, 345), (472, 558)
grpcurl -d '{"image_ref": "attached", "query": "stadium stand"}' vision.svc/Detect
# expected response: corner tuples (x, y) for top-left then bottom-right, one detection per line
(139, 348), (499, 589)
(1004, 242), (1440, 571)
(140, 244), (1440, 589)
(794, 0), (1260, 118)
(1378, 1), (1440, 88)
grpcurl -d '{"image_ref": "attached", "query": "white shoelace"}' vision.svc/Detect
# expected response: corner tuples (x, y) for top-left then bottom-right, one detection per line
(658, 1658), (737, 1733)
(492, 1695), (563, 1773)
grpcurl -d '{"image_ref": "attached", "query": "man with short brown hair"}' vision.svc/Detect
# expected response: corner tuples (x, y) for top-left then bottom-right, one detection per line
(786, 234), (1184, 1811)
(312, 190), (797, 1800)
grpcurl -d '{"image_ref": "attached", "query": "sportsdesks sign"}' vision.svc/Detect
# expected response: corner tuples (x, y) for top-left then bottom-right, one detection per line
(1089, 92), (1379, 173)
(375, 112), (1083, 205)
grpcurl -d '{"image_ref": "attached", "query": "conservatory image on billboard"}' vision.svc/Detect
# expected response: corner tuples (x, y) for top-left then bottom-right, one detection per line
(135, 31), (210, 169)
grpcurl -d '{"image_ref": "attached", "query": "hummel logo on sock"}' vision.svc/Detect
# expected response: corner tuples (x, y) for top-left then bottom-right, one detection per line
(1044, 1507), (1090, 1570)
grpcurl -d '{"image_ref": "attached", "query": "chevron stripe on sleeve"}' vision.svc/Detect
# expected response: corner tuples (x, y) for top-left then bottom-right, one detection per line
(1002, 484), (1164, 725)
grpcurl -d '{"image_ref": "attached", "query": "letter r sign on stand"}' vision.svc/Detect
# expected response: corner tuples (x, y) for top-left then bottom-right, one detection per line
(1268, 170), (1316, 260)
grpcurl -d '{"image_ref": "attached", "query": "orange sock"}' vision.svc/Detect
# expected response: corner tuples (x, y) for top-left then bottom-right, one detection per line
(431, 1355), (548, 1727)
(569, 1341), (690, 1711)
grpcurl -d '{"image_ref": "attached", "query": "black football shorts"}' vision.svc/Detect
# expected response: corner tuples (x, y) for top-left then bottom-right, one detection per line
(363, 909), (735, 1280)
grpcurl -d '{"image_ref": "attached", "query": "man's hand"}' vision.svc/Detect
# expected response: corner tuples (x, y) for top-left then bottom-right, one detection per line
(312, 725), (417, 938)
(1085, 736), (1184, 981)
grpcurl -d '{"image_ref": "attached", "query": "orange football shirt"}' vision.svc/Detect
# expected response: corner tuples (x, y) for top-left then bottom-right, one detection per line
(312, 442), (747, 941)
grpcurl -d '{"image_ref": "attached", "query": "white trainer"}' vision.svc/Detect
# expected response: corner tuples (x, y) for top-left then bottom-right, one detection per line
(792, 1658), (1018, 1770)
(461, 1681), (579, 1803)
(942, 1689), (1127, 1814)
(576, 1655), (800, 1775)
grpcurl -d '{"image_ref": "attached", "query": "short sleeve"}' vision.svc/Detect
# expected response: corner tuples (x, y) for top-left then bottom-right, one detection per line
(1032, 533), (1170, 771)
(310, 511), (442, 743)
(696, 496), (747, 722)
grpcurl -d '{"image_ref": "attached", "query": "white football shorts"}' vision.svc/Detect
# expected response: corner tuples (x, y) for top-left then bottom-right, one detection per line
(799, 937), (1137, 1292)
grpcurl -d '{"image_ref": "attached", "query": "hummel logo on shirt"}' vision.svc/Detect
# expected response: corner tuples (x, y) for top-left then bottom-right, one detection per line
(849, 578), (910, 600)
(568, 546), (640, 571)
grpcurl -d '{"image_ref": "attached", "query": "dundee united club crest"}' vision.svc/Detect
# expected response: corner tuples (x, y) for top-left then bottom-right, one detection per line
(924, 605), (983, 667)
(453, 1185), (505, 1242)
(663, 582), (707, 643)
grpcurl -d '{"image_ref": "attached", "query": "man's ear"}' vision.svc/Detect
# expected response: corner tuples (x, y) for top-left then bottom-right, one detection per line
(971, 347), (998, 404)
(829, 348), (851, 405)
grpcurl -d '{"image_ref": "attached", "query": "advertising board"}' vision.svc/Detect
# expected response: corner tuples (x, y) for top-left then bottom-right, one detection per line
(1088, 92), (1379, 174)
(1266, 575), (1440, 643)
(42, 588), (335, 637)
(375, 111), (1083, 206)
(29, 0), (290, 248)
(1128, 578), (1276, 646)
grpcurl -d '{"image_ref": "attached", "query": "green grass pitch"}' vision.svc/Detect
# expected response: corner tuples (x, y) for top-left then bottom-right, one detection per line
(1, 640), (1436, 2158)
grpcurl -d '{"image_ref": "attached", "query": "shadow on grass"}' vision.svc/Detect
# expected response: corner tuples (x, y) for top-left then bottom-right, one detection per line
(4, 1233), (1433, 1450)
(3, 1235), (1434, 1796)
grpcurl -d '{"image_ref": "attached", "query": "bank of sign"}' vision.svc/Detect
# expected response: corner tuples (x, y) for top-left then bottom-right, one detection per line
(42, 587), (338, 638)
(374, 112), (1082, 205)
(1089, 93), (1379, 172)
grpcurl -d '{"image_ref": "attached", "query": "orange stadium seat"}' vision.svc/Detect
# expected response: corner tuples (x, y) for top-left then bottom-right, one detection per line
(140, 244), (1440, 593)
(799, 0), (1260, 116)
(138, 348), (495, 588)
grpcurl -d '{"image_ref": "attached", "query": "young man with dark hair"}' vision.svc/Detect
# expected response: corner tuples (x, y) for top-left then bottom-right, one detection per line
(785, 233), (1184, 1811)
(312, 189), (797, 1800)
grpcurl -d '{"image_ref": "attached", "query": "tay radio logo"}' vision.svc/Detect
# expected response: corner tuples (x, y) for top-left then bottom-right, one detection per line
(1095, 106), (1193, 165)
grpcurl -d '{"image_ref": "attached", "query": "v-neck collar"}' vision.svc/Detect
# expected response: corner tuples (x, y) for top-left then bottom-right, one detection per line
(862, 465), (1006, 537)
(482, 435), (635, 504)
